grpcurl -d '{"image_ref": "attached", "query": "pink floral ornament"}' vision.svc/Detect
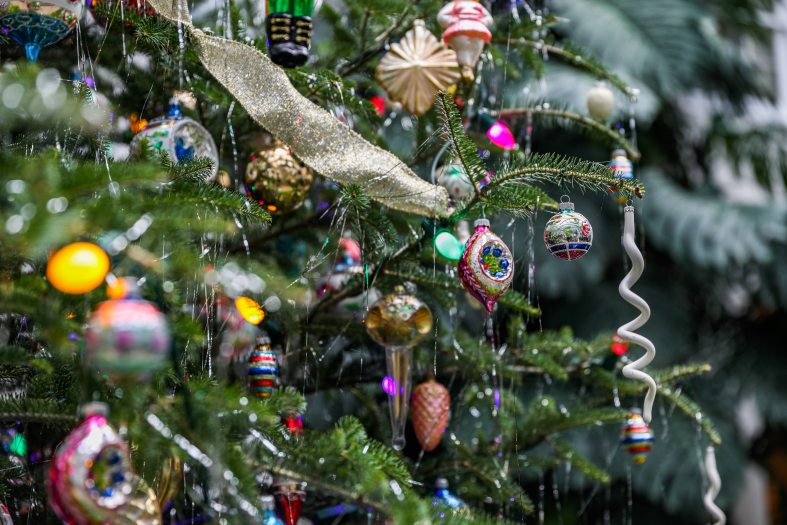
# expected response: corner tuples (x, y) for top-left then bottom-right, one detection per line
(47, 403), (133, 524)
(458, 219), (514, 313)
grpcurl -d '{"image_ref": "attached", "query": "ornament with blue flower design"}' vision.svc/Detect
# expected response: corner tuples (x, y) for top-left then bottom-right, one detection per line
(47, 403), (133, 524)
(130, 97), (219, 181)
(458, 219), (514, 313)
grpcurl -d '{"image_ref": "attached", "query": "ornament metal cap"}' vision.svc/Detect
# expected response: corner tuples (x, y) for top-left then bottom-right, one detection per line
(436, 478), (449, 489)
(473, 218), (490, 227)
(612, 148), (627, 158)
(261, 495), (275, 509)
(557, 195), (575, 211)
(80, 402), (109, 417)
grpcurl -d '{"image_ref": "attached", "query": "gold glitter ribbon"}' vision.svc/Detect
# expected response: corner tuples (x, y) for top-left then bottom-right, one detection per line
(147, 0), (449, 218)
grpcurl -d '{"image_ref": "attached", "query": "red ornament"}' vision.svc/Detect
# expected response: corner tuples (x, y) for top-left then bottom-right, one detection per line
(411, 379), (450, 452)
(282, 412), (303, 437)
(369, 96), (386, 116)
(611, 333), (629, 356)
(273, 480), (306, 525)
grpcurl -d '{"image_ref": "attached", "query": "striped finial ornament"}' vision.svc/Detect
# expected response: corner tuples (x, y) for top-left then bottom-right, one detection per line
(621, 410), (654, 464)
(247, 336), (279, 399)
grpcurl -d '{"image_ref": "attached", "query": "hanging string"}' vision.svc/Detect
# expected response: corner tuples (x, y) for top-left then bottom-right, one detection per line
(704, 446), (726, 525)
(617, 205), (657, 422)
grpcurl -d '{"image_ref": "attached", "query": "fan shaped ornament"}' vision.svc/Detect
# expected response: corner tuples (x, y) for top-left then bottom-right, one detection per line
(375, 20), (460, 116)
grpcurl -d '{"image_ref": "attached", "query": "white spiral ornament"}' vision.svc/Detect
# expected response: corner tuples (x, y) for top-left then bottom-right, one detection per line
(618, 206), (657, 423)
(704, 446), (726, 525)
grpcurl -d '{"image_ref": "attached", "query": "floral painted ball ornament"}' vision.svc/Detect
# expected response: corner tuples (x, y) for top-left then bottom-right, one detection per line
(621, 409), (654, 464)
(84, 278), (171, 380)
(543, 197), (593, 261)
(47, 403), (134, 524)
(458, 219), (514, 313)
(130, 98), (219, 181)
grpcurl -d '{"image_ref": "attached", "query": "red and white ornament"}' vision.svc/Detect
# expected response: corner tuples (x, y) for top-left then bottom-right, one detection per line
(437, 0), (493, 82)
(273, 479), (306, 525)
(458, 219), (514, 313)
(411, 380), (450, 452)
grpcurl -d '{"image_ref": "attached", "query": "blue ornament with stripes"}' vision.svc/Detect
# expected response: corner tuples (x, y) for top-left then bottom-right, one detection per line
(543, 197), (593, 261)
(247, 335), (279, 399)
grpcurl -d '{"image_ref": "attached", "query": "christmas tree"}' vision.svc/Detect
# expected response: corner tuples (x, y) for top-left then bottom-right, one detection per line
(0, 0), (781, 523)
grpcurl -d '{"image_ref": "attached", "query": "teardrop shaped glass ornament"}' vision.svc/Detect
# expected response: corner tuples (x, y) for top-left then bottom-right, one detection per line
(457, 219), (514, 313)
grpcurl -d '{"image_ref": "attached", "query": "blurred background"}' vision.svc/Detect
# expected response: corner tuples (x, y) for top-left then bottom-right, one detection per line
(517, 1), (787, 523)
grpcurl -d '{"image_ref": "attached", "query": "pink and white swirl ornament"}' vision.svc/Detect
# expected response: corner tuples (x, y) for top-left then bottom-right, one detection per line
(618, 206), (657, 423)
(458, 219), (514, 313)
(47, 402), (133, 524)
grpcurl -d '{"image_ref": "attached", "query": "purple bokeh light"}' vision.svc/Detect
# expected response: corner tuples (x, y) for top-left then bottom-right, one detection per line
(381, 376), (397, 396)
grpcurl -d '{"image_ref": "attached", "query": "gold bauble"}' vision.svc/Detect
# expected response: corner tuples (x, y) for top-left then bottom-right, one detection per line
(365, 290), (433, 349)
(375, 20), (460, 116)
(215, 169), (233, 189)
(244, 140), (314, 213)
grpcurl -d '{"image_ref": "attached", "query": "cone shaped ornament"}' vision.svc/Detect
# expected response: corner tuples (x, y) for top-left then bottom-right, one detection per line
(458, 219), (514, 313)
(366, 290), (433, 450)
(411, 380), (450, 451)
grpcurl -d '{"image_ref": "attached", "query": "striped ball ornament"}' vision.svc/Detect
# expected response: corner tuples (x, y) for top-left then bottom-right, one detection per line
(247, 336), (279, 399)
(621, 410), (654, 464)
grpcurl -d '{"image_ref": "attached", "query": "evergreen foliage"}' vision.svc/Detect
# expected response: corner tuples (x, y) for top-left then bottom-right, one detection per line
(0, 0), (783, 523)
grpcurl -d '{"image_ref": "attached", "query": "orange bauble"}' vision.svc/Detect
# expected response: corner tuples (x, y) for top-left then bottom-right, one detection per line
(46, 242), (110, 294)
(411, 379), (450, 452)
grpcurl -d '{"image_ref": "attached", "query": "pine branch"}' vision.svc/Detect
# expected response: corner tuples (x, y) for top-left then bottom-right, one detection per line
(436, 93), (490, 190)
(548, 436), (611, 484)
(499, 38), (633, 96)
(580, 364), (720, 445)
(493, 105), (641, 161)
(519, 396), (628, 448)
(486, 152), (645, 199)
(383, 261), (541, 316)
(161, 180), (271, 225)
(660, 384), (721, 446)
(0, 399), (78, 426)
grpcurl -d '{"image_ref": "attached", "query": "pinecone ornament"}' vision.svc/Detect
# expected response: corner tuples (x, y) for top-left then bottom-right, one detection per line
(411, 379), (450, 452)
